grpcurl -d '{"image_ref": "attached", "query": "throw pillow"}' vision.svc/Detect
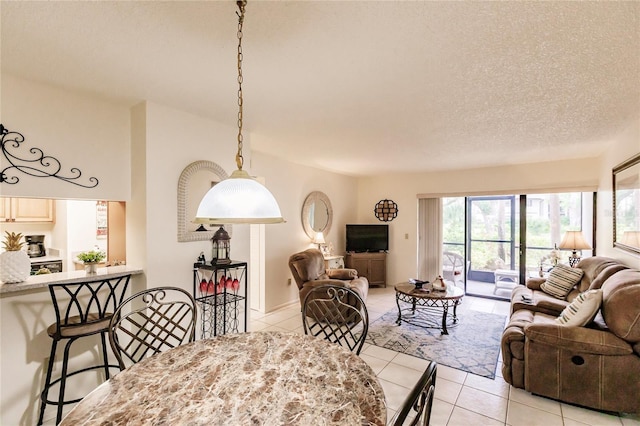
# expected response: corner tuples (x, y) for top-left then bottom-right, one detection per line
(555, 289), (603, 326)
(540, 264), (584, 299)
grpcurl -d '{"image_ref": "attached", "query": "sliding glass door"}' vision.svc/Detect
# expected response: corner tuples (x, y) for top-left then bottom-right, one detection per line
(441, 192), (594, 300)
(467, 196), (519, 297)
(525, 193), (591, 275)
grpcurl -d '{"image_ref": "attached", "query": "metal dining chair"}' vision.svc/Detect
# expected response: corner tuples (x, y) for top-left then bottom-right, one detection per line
(108, 286), (197, 370)
(301, 284), (369, 355)
(391, 361), (437, 425)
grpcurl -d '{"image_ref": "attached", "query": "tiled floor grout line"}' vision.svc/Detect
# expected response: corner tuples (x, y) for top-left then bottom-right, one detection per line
(251, 287), (639, 426)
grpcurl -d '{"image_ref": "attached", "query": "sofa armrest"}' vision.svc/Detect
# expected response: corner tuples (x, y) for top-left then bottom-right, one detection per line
(524, 323), (633, 356)
(526, 278), (545, 290)
(327, 268), (358, 280)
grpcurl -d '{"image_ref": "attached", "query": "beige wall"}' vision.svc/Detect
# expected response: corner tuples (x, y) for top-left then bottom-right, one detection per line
(2, 72), (638, 425)
(595, 118), (640, 268)
(355, 156), (607, 286)
(132, 101), (248, 291)
(251, 150), (359, 310)
(1, 75), (131, 200)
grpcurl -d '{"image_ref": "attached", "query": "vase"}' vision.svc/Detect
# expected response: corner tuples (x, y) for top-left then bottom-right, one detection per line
(0, 250), (31, 283)
(84, 262), (99, 274)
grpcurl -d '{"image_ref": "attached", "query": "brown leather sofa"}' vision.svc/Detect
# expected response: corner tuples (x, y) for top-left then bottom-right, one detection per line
(288, 249), (369, 307)
(501, 256), (640, 413)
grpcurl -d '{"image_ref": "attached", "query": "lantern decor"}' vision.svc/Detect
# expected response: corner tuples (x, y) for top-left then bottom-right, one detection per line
(211, 226), (231, 265)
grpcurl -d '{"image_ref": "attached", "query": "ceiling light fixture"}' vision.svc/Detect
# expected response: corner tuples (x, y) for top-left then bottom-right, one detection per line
(196, 0), (284, 225)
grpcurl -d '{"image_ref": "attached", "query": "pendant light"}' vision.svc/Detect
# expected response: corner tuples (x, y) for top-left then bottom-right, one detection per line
(195, 0), (284, 225)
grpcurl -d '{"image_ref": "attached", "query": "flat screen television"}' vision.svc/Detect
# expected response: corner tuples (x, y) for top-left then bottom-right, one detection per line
(346, 224), (389, 252)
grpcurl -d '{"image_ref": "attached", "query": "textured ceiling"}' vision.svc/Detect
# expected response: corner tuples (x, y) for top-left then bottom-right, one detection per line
(1, 1), (639, 176)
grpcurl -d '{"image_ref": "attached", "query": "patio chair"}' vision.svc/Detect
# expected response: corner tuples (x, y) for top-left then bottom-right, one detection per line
(391, 361), (437, 425)
(301, 284), (369, 355)
(109, 286), (197, 370)
(442, 251), (467, 288)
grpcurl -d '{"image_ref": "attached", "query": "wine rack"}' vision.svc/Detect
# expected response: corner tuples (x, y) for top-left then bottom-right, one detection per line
(192, 261), (247, 339)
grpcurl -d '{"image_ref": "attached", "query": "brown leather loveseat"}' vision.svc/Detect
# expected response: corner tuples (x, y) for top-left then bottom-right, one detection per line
(288, 248), (369, 307)
(501, 256), (640, 413)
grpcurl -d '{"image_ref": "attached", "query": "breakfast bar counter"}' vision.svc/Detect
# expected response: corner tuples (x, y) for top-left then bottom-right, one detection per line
(0, 265), (143, 295)
(0, 265), (144, 425)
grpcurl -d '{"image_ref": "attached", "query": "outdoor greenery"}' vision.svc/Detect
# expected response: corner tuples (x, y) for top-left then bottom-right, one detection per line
(443, 193), (586, 276)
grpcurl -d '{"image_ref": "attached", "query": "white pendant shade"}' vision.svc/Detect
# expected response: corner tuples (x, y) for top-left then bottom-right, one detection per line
(195, 2), (284, 226)
(195, 169), (284, 224)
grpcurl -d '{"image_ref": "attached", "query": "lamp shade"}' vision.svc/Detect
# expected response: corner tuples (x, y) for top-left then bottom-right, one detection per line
(195, 169), (284, 224)
(313, 232), (326, 245)
(559, 231), (591, 250)
(621, 231), (640, 247)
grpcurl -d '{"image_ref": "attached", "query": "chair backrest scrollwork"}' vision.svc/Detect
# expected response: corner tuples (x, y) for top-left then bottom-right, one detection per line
(301, 284), (368, 355)
(109, 286), (197, 370)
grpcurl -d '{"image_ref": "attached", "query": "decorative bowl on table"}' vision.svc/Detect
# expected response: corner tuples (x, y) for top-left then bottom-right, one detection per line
(409, 278), (429, 290)
(432, 275), (447, 291)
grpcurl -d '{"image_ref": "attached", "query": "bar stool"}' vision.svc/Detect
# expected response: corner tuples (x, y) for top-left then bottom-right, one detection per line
(37, 275), (130, 425)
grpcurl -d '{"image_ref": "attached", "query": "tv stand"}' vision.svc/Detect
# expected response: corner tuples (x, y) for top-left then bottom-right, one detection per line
(345, 252), (386, 287)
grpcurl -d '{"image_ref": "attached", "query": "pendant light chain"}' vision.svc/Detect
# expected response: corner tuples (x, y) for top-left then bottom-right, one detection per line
(235, 0), (247, 171)
(194, 0), (284, 225)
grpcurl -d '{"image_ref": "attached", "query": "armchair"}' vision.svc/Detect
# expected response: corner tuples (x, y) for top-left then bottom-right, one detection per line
(288, 249), (369, 307)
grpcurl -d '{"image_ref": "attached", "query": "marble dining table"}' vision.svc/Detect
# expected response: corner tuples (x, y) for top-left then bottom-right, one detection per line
(60, 330), (387, 425)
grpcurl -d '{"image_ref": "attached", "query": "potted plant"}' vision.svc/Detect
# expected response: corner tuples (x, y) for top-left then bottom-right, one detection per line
(1, 231), (31, 283)
(77, 250), (106, 274)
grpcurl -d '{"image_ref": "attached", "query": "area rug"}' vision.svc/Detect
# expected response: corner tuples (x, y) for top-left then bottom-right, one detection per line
(366, 307), (506, 379)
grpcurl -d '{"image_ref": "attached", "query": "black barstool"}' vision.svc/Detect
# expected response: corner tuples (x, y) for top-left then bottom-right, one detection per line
(37, 275), (130, 425)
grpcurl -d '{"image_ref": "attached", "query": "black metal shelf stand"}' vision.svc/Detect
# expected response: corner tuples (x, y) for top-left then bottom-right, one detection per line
(192, 261), (247, 339)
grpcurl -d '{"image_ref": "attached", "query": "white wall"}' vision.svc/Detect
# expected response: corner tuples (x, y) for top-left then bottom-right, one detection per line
(251, 150), (359, 310)
(134, 101), (248, 293)
(595, 117), (640, 268)
(1, 75), (131, 201)
(356, 157), (604, 286)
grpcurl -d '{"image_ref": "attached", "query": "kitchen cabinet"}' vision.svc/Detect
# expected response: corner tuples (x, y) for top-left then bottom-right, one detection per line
(345, 252), (387, 287)
(1, 198), (54, 223)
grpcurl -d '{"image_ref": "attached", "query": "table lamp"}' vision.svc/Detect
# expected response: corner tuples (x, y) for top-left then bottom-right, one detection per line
(559, 230), (591, 267)
(313, 232), (326, 250)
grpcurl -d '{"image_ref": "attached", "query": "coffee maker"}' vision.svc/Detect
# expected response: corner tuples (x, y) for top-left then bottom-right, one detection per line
(25, 235), (46, 258)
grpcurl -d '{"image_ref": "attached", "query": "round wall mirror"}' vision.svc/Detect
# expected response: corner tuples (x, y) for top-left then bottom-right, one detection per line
(302, 191), (333, 239)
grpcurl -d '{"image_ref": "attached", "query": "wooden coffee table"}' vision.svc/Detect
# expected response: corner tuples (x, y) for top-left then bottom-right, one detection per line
(394, 282), (464, 335)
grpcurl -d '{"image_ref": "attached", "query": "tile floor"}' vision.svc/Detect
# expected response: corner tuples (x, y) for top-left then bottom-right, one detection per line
(250, 286), (640, 426)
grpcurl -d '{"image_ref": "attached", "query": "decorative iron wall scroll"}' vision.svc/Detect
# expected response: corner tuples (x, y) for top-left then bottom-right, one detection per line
(0, 124), (99, 188)
(375, 199), (398, 222)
